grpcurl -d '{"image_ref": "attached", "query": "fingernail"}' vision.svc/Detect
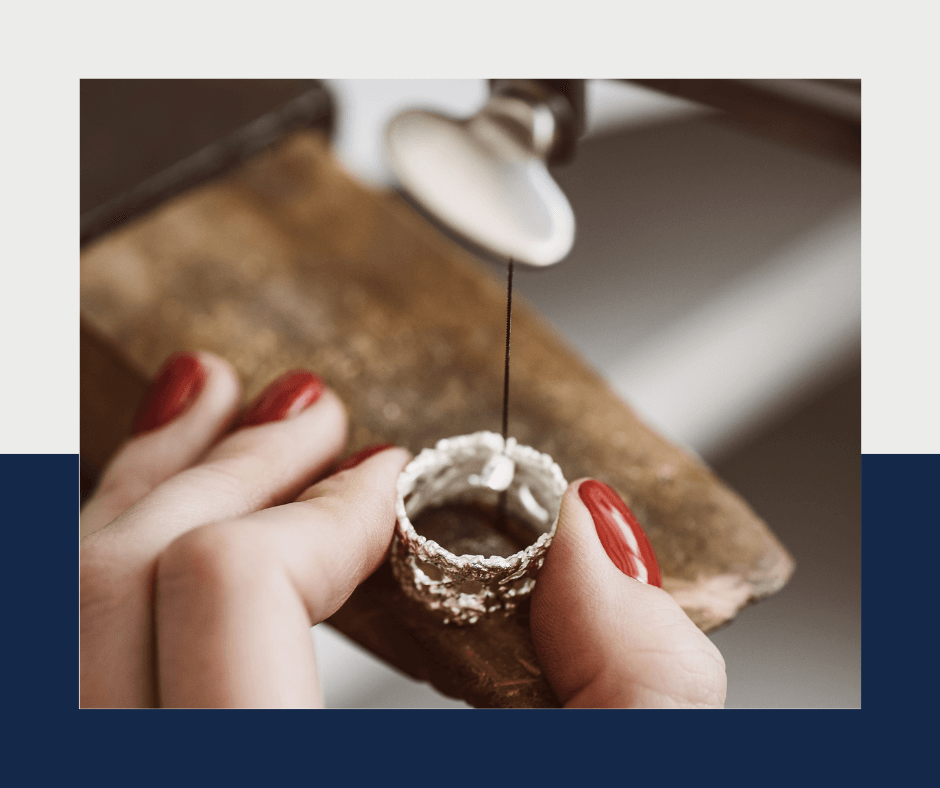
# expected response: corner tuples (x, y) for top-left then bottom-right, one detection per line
(579, 480), (662, 587)
(239, 370), (325, 428)
(132, 353), (207, 435)
(336, 443), (396, 472)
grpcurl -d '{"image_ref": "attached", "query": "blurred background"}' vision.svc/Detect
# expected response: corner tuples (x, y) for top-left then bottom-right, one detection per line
(81, 79), (860, 708)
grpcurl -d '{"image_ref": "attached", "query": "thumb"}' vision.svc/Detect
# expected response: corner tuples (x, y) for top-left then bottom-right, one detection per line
(531, 479), (727, 708)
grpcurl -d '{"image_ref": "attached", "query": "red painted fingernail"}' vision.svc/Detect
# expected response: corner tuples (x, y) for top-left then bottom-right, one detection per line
(132, 353), (207, 436)
(239, 370), (325, 428)
(579, 480), (662, 587)
(336, 443), (396, 472)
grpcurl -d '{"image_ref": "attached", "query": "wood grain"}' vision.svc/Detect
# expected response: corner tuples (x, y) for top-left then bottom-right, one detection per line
(80, 130), (794, 707)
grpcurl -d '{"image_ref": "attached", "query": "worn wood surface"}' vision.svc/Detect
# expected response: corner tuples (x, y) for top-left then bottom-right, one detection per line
(80, 81), (334, 245)
(80, 130), (794, 707)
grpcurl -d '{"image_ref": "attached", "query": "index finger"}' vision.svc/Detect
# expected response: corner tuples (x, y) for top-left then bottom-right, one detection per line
(153, 446), (410, 707)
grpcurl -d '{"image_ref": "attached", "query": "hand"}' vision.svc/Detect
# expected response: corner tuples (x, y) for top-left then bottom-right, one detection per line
(81, 350), (726, 708)
(80, 351), (410, 707)
(531, 481), (727, 708)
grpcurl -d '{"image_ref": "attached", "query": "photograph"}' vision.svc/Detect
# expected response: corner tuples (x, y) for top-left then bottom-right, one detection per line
(78, 78), (860, 708)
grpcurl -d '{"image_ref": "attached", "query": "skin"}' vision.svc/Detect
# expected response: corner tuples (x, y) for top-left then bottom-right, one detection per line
(80, 352), (726, 708)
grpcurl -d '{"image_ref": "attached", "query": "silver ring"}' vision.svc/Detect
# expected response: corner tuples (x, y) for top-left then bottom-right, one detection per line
(391, 431), (568, 624)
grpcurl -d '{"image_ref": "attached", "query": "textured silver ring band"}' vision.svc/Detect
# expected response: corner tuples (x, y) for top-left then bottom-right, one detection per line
(391, 431), (568, 625)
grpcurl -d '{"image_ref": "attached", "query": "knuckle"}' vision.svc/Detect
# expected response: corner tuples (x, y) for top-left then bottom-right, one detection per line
(157, 523), (270, 601)
(90, 469), (156, 521)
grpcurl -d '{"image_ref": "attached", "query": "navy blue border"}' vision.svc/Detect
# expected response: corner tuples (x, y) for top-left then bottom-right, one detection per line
(5, 454), (77, 708)
(10, 451), (920, 780)
(861, 454), (932, 712)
